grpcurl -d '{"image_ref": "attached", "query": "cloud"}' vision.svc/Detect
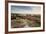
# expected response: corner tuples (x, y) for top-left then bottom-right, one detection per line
(11, 6), (32, 11)
(11, 6), (41, 14)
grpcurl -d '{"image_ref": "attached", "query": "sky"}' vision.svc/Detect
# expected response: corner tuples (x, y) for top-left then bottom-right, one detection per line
(11, 6), (41, 14)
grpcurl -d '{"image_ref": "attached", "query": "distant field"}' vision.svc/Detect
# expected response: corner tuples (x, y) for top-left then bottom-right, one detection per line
(11, 13), (41, 28)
